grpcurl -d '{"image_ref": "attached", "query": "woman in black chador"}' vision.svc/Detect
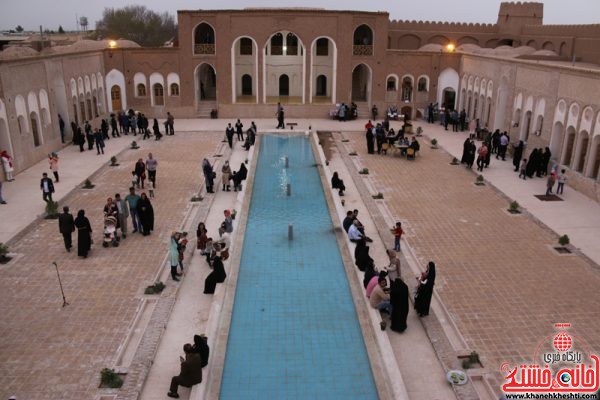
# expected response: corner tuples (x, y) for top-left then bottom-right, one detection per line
(390, 278), (409, 332)
(414, 261), (436, 317)
(512, 140), (524, 172)
(366, 127), (375, 154)
(460, 137), (470, 164)
(354, 238), (374, 272)
(137, 193), (154, 236)
(204, 255), (226, 294)
(540, 147), (552, 177)
(74, 209), (92, 258)
(525, 148), (539, 178)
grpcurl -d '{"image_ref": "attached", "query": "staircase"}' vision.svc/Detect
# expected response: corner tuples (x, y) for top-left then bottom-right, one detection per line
(354, 101), (371, 119)
(196, 101), (217, 118)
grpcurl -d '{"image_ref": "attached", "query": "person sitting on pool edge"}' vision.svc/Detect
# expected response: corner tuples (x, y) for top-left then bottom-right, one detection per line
(347, 220), (364, 243)
(331, 171), (345, 196)
(167, 343), (203, 398)
(352, 209), (373, 242)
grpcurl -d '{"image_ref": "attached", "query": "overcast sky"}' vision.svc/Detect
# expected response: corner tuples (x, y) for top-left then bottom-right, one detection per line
(2, 0), (599, 31)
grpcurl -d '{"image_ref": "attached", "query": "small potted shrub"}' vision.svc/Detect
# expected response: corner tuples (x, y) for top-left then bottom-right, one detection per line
(508, 201), (521, 214)
(430, 138), (438, 149)
(190, 194), (203, 202)
(475, 175), (485, 185)
(372, 192), (384, 199)
(82, 179), (95, 189)
(231, 209), (237, 220)
(100, 368), (124, 388)
(349, 151), (358, 156)
(341, 138), (350, 143)
(0, 242), (11, 264)
(144, 281), (166, 295)
(109, 156), (119, 166)
(450, 157), (459, 165)
(555, 234), (571, 254)
(416, 126), (423, 136)
(130, 141), (140, 149)
(45, 201), (60, 219)
(359, 168), (369, 175)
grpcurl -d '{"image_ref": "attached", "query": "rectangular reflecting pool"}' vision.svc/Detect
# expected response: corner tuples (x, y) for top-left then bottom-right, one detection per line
(220, 134), (378, 399)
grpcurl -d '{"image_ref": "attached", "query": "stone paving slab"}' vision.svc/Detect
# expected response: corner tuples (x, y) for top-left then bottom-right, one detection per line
(343, 131), (600, 396)
(0, 132), (220, 400)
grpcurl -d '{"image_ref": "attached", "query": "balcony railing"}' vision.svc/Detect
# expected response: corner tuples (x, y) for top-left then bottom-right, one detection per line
(353, 45), (373, 56)
(194, 43), (215, 55)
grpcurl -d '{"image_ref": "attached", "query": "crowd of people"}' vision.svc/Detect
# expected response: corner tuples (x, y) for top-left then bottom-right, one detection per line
(339, 203), (436, 332)
(364, 119), (420, 156)
(225, 121), (257, 150)
(55, 154), (158, 259)
(68, 110), (175, 155)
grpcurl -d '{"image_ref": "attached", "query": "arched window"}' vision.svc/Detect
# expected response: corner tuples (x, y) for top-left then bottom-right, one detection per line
(418, 77), (428, 92)
(316, 38), (329, 56)
(401, 77), (413, 102)
(153, 83), (164, 106)
(279, 74), (289, 96)
(110, 85), (122, 111)
(353, 25), (373, 45)
(170, 83), (180, 96)
(17, 116), (26, 134)
(30, 112), (41, 147)
(353, 25), (373, 55)
(137, 83), (147, 97)
(242, 74), (252, 96)
(271, 33), (283, 55)
(286, 33), (299, 56)
(316, 75), (327, 96)
(194, 23), (215, 54)
(386, 76), (397, 91)
(240, 37), (253, 55)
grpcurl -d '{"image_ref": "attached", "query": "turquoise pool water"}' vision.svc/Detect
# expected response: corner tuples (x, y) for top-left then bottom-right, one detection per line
(220, 134), (378, 399)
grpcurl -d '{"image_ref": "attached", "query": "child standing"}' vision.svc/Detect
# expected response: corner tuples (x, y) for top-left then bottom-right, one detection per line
(557, 169), (567, 195)
(131, 171), (138, 188)
(391, 222), (404, 252)
(519, 158), (527, 180)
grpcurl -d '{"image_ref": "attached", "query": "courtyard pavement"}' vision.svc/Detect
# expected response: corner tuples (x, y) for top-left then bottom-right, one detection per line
(2, 117), (600, 399)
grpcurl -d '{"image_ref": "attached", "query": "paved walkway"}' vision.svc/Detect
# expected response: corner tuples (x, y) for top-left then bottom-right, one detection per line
(0, 137), (132, 244)
(341, 127), (600, 395)
(0, 131), (221, 400)
(417, 122), (600, 266)
(3, 118), (600, 399)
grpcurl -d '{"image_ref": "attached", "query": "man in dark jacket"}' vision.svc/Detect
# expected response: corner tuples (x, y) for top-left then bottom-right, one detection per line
(167, 343), (203, 398)
(58, 206), (75, 252)
(40, 173), (55, 203)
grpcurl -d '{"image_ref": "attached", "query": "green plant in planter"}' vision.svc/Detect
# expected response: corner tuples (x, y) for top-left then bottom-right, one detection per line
(131, 141), (139, 149)
(83, 179), (95, 189)
(416, 126), (423, 136)
(431, 138), (438, 147)
(110, 156), (118, 166)
(190, 195), (203, 202)
(509, 201), (520, 212)
(100, 368), (123, 388)
(558, 234), (570, 247)
(144, 281), (166, 295)
(450, 157), (459, 165)
(475, 174), (485, 185)
(359, 168), (369, 175)
(341, 138), (350, 142)
(372, 192), (384, 199)
(349, 151), (358, 156)
(45, 201), (60, 219)
(231, 209), (237, 220)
